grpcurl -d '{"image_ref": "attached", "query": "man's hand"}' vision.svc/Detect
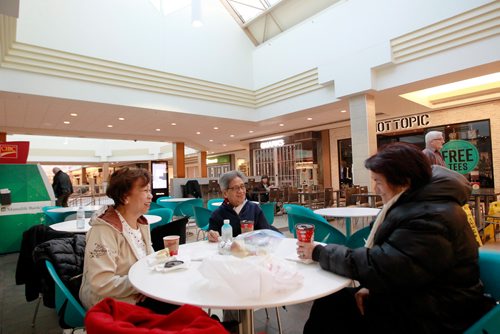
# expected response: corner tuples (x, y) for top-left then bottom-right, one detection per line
(207, 230), (220, 243)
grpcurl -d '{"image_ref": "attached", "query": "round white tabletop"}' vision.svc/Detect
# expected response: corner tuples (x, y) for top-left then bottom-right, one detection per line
(50, 214), (161, 233)
(46, 205), (104, 213)
(158, 198), (196, 203)
(128, 238), (351, 334)
(314, 207), (380, 238)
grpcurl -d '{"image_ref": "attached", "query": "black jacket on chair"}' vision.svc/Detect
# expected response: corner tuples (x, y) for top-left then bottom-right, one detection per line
(32, 234), (86, 307)
(184, 180), (202, 198)
(150, 216), (188, 251)
(15, 225), (74, 305)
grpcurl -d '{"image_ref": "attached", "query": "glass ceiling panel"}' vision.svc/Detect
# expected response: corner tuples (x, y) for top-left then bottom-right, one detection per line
(226, 0), (284, 23)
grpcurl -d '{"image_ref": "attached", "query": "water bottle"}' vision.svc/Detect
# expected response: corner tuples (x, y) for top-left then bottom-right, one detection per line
(219, 219), (233, 255)
(76, 206), (85, 229)
(221, 219), (233, 242)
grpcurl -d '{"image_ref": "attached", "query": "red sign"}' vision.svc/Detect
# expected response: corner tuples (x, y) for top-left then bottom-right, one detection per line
(0, 141), (30, 164)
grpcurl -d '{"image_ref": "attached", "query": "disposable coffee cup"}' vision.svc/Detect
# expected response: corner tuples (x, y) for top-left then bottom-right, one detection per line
(295, 223), (315, 243)
(0, 189), (11, 205)
(240, 220), (254, 233)
(163, 235), (180, 256)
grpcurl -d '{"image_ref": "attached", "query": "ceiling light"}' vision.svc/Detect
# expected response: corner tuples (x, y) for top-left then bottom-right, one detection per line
(249, 130), (254, 133)
(171, 122), (176, 126)
(213, 126), (219, 130)
(63, 121), (70, 124)
(340, 110), (347, 113)
(191, 0), (203, 27)
(70, 113), (77, 117)
(107, 125), (113, 128)
(230, 134), (235, 138)
(118, 117), (125, 121)
(307, 117), (312, 121)
(223, 144), (227, 147)
(196, 131), (201, 135)
(279, 123), (284, 127)
(209, 139), (213, 142)
(155, 128), (161, 131)
(400, 72), (500, 108)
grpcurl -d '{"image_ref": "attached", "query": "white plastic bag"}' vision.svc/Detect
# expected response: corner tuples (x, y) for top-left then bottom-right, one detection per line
(198, 254), (303, 300)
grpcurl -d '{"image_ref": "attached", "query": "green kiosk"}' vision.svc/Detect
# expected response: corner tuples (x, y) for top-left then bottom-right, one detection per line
(0, 164), (55, 254)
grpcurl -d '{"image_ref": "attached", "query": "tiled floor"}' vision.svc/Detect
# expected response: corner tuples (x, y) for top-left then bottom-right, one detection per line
(1, 214), (498, 334)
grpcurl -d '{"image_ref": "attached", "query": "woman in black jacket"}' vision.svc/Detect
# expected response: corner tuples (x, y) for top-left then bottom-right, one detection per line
(297, 142), (493, 333)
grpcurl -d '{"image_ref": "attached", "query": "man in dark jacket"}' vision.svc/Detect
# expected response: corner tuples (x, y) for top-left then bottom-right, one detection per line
(297, 143), (494, 334)
(52, 167), (73, 207)
(207, 171), (279, 241)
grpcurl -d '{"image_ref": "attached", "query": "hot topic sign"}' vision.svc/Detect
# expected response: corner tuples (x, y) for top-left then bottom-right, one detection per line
(441, 140), (479, 174)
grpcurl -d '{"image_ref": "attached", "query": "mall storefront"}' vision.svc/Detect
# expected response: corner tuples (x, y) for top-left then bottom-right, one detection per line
(330, 101), (500, 190)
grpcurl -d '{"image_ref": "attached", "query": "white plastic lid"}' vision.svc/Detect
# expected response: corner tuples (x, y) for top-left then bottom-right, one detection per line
(223, 219), (230, 224)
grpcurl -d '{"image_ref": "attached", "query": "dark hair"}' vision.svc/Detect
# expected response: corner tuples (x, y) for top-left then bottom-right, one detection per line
(106, 167), (151, 207)
(364, 142), (432, 191)
(261, 175), (269, 182)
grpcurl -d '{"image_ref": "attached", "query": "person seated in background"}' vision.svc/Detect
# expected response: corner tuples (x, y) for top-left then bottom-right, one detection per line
(79, 167), (177, 314)
(207, 170), (280, 242)
(252, 175), (271, 202)
(297, 142), (494, 334)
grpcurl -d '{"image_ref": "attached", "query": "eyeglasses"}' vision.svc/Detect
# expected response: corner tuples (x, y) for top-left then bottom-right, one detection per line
(227, 185), (246, 192)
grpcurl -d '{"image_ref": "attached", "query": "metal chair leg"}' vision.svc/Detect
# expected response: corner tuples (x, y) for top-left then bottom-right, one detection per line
(31, 295), (42, 327)
(264, 308), (269, 319)
(275, 307), (283, 334)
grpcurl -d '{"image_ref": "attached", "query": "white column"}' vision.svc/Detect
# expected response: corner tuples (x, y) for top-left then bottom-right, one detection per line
(349, 94), (377, 189)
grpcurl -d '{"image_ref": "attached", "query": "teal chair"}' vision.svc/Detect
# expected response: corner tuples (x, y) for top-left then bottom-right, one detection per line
(283, 204), (317, 233)
(290, 213), (346, 245)
(346, 226), (371, 248)
(261, 202), (276, 225)
(193, 206), (212, 240)
(42, 206), (73, 225)
(45, 260), (86, 328)
(174, 198), (203, 218)
(464, 249), (500, 333)
(147, 208), (174, 230)
(207, 198), (224, 211)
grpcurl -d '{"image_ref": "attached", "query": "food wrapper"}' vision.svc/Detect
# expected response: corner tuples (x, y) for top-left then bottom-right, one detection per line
(198, 254), (303, 299)
(231, 229), (284, 257)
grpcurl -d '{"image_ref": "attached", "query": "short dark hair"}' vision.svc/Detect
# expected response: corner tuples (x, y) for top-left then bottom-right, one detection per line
(106, 167), (151, 207)
(364, 142), (432, 191)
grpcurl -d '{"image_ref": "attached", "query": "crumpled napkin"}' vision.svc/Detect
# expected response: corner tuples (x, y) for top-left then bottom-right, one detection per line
(198, 254), (303, 299)
(146, 251), (191, 273)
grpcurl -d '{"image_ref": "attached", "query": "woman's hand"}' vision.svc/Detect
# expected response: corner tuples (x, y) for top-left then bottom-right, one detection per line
(355, 288), (370, 315)
(296, 241), (316, 260)
(207, 230), (220, 243)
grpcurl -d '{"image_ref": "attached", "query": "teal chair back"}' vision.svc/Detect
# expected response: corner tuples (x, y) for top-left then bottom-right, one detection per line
(148, 202), (164, 211)
(42, 206), (72, 225)
(156, 196), (178, 212)
(207, 198), (224, 211)
(174, 198), (203, 218)
(284, 204), (325, 233)
(193, 206), (212, 240)
(464, 249), (500, 334)
(45, 260), (86, 328)
(291, 213), (346, 245)
(147, 208), (174, 230)
(346, 226), (371, 248)
(260, 202), (276, 225)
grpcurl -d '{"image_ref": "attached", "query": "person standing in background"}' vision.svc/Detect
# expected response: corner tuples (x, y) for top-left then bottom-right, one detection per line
(52, 167), (73, 207)
(422, 131), (446, 167)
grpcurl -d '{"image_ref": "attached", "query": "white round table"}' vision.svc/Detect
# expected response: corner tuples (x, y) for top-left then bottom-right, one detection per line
(158, 198), (196, 203)
(50, 214), (161, 233)
(314, 207), (380, 237)
(128, 238), (351, 334)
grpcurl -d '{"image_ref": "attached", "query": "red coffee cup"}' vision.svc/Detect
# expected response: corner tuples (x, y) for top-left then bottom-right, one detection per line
(240, 220), (254, 233)
(163, 235), (180, 256)
(295, 223), (315, 243)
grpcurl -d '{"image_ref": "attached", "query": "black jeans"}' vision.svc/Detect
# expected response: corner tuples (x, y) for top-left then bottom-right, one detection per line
(304, 287), (368, 334)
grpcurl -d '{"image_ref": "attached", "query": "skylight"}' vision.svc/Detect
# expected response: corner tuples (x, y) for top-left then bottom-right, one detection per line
(224, 0), (284, 23)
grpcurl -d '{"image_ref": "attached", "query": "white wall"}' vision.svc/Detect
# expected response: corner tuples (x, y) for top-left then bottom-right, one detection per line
(16, 0), (255, 88)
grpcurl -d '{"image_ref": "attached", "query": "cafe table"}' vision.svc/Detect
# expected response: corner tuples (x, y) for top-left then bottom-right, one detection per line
(128, 238), (352, 334)
(314, 207), (380, 238)
(157, 198), (196, 203)
(50, 214), (161, 233)
(350, 193), (382, 208)
(46, 205), (104, 213)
